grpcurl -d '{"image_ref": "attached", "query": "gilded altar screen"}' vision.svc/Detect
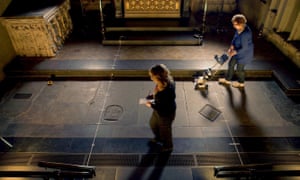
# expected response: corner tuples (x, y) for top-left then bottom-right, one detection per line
(124, 0), (181, 18)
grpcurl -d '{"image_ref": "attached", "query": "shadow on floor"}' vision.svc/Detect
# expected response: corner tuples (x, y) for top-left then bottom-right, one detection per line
(127, 142), (172, 180)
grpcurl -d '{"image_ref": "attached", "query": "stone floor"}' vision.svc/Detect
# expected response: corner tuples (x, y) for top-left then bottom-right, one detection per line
(0, 31), (300, 179)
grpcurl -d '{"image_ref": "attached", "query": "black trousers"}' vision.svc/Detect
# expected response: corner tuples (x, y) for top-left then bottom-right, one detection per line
(149, 110), (175, 149)
(226, 57), (246, 83)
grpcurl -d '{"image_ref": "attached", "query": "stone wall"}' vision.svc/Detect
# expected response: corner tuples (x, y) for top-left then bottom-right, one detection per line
(239, 0), (300, 67)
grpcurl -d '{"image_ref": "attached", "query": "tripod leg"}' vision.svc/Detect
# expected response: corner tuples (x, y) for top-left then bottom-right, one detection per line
(0, 137), (13, 148)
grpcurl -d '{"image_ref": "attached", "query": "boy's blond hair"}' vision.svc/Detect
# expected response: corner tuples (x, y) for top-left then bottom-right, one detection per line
(232, 14), (247, 24)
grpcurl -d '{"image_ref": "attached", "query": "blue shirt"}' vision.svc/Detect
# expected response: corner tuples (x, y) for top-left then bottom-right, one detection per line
(231, 25), (254, 64)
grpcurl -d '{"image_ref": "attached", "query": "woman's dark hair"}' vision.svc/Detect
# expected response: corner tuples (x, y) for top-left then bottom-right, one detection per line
(149, 64), (173, 85)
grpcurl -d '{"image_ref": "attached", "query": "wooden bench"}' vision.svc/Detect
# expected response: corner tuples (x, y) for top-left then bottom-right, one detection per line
(214, 164), (300, 179)
(0, 161), (96, 179)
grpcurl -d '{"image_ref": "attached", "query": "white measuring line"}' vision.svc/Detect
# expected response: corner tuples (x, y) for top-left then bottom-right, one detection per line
(86, 36), (124, 165)
(225, 118), (244, 165)
(216, 86), (244, 165)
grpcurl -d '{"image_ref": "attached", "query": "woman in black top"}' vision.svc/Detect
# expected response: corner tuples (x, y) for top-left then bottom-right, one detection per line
(145, 64), (176, 152)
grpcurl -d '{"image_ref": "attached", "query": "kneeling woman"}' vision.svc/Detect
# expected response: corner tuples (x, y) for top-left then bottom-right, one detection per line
(145, 64), (176, 152)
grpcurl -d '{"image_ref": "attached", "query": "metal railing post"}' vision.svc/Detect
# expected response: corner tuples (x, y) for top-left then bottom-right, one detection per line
(99, 0), (106, 40)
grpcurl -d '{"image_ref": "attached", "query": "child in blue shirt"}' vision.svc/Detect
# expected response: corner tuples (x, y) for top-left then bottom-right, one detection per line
(219, 14), (254, 88)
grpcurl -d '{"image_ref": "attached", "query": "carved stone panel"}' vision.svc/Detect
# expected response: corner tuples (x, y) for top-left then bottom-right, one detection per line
(0, 0), (72, 57)
(4, 20), (56, 56)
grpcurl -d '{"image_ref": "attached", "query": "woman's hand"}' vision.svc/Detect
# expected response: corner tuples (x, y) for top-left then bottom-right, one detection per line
(146, 94), (154, 100)
(145, 101), (152, 108)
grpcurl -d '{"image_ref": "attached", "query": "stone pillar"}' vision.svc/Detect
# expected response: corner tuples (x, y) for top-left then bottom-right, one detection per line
(288, 11), (300, 41)
(261, 0), (278, 33)
(274, 0), (300, 33)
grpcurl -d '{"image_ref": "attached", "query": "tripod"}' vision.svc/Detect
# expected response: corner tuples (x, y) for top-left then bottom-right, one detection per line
(0, 137), (13, 148)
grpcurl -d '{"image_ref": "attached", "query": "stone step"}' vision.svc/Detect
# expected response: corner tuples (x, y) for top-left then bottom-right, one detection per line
(103, 30), (200, 45)
(3, 59), (272, 80)
(102, 40), (200, 46)
(106, 18), (191, 27)
(4, 59), (299, 96)
(105, 27), (196, 32)
(102, 17), (199, 45)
